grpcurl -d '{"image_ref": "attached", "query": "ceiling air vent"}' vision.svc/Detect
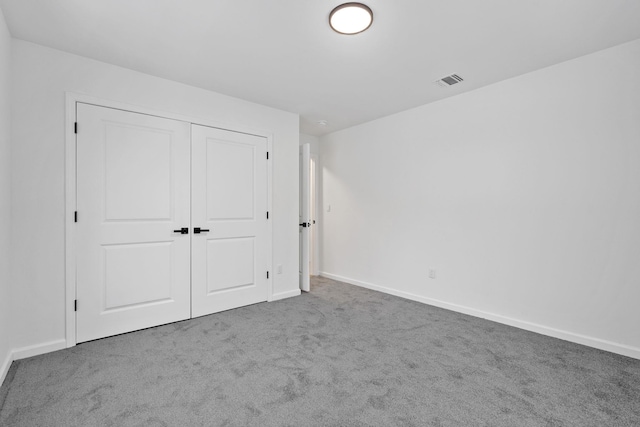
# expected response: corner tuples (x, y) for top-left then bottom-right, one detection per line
(435, 74), (464, 87)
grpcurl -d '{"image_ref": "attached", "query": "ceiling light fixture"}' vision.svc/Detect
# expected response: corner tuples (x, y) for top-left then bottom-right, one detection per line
(329, 3), (373, 35)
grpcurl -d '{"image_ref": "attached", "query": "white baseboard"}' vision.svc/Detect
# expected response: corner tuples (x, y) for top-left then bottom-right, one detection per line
(0, 349), (11, 388)
(320, 271), (640, 360)
(1, 339), (68, 388)
(12, 339), (67, 361)
(270, 289), (301, 302)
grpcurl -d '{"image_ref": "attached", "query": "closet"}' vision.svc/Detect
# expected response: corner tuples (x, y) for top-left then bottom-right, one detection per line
(75, 103), (269, 342)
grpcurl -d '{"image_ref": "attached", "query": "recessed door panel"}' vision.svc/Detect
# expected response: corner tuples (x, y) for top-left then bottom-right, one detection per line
(207, 140), (255, 220)
(105, 124), (173, 221)
(192, 125), (268, 317)
(76, 103), (191, 343)
(103, 242), (174, 311)
(206, 238), (255, 293)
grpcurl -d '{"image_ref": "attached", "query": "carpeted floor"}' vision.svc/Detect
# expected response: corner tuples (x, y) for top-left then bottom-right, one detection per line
(1, 276), (639, 426)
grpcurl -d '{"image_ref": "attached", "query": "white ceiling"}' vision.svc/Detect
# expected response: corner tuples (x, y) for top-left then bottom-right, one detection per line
(2, 0), (640, 136)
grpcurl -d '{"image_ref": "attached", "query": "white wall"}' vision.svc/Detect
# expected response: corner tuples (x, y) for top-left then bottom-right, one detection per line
(299, 133), (320, 154)
(10, 40), (300, 353)
(320, 39), (640, 358)
(0, 7), (12, 384)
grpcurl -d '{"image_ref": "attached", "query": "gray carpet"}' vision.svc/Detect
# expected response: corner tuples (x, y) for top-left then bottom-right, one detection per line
(1, 276), (639, 427)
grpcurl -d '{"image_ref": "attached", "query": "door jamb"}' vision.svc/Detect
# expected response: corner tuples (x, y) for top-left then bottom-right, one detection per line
(64, 92), (274, 348)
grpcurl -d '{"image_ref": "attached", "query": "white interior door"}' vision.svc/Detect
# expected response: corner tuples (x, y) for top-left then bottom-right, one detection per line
(191, 125), (269, 317)
(299, 143), (311, 292)
(76, 103), (191, 343)
(309, 155), (317, 276)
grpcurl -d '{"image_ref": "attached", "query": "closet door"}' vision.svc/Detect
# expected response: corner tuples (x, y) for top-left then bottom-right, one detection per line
(191, 125), (269, 317)
(76, 103), (191, 343)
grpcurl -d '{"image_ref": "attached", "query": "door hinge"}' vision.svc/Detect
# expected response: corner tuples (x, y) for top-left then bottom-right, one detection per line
(74, 211), (78, 223)
(74, 300), (77, 311)
(74, 122), (77, 134)
(266, 152), (269, 160)
(267, 271), (269, 279)
(266, 211), (269, 219)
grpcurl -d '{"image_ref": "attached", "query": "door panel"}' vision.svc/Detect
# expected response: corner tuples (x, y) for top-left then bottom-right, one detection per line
(191, 125), (268, 317)
(206, 140), (255, 220)
(76, 103), (191, 343)
(103, 242), (173, 311)
(104, 125), (173, 220)
(299, 143), (311, 292)
(206, 237), (255, 293)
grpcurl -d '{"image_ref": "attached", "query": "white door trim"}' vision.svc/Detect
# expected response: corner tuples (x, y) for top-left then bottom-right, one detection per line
(65, 92), (274, 348)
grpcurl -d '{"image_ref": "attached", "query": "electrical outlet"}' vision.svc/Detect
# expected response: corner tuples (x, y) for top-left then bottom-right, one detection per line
(277, 264), (283, 274)
(428, 269), (436, 279)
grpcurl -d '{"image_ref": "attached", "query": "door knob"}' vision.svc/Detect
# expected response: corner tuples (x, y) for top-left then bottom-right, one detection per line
(173, 227), (189, 234)
(299, 222), (308, 228)
(194, 227), (210, 234)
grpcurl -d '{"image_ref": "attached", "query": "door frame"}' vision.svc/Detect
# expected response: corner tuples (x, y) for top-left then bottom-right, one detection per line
(64, 92), (274, 348)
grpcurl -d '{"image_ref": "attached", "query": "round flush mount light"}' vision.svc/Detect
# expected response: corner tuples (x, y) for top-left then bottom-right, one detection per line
(329, 3), (373, 35)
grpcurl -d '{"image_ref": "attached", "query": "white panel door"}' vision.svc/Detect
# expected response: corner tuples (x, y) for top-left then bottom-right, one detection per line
(299, 143), (311, 292)
(191, 125), (268, 317)
(76, 103), (191, 343)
